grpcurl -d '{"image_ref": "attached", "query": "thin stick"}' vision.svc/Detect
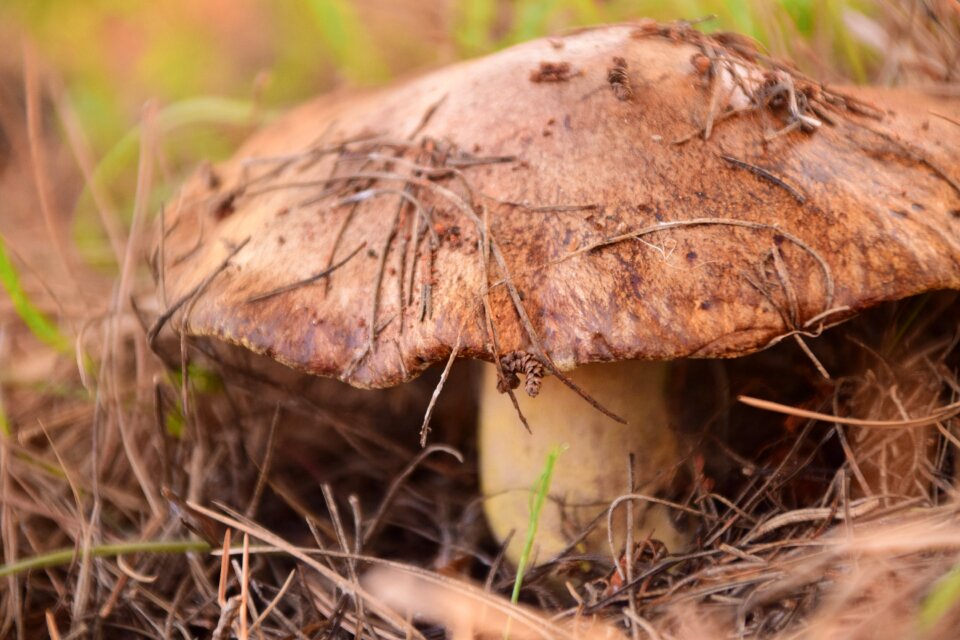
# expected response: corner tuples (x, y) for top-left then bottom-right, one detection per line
(243, 243), (364, 304)
(54, 85), (126, 264)
(147, 237), (251, 348)
(490, 237), (627, 423)
(45, 610), (62, 640)
(218, 530), (231, 606)
(555, 217), (834, 311)
(22, 40), (78, 289)
(363, 444), (463, 544)
(857, 122), (960, 197)
(739, 395), (960, 429)
(369, 194), (404, 354)
(481, 207), (530, 432)
(322, 200), (362, 296)
(720, 154), (807, 204)
(250, 569), (297, 633)
(740, 497), (882, 543)
(419, 337), (461, 447)
(321, 484), (366, 635)
(245, 405), (281, 519)
(930, 110), (960, 128)
(240, 533), (250, 640)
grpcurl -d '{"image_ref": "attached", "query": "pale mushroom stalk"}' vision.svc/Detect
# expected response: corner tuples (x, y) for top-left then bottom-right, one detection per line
(479, 360), (687, 564)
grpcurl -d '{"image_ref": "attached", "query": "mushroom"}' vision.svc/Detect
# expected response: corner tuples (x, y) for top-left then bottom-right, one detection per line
(154, 23), (960, 565)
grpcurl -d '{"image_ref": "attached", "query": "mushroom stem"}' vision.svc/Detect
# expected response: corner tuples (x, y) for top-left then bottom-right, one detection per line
(479, 360), (687, 566)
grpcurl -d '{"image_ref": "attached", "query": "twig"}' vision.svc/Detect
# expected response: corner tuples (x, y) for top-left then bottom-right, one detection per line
(739, 395), (960, 429)
(419, 337), (461, 447)
(720, 154), (807, 204)
(250, 569), (297, 633)
(22, 40), (79, 292)
(555, 217), (834, 312)
(488, 237), (626, 424)
(245, 405), (281, 518)
(408, 94), (447, 139)
(243, 242), (364, 304)
(218, 530), (231, 606)
(239, 533), (250, 640)
(930, 110), (960, 128)
(148, 237), (251, 348)
(740, 497), (882, 543)
(856, 122), (960, 197)
(363, 445), (463, 545)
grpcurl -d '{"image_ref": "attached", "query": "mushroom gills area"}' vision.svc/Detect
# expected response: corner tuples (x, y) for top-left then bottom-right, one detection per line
(479, 360), (686, 566)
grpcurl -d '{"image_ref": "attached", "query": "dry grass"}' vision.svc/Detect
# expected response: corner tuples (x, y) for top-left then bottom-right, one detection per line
(1, 2), (959, 639)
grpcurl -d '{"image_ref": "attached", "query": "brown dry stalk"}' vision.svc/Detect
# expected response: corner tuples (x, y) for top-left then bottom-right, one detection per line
(739, 394), (960, 428)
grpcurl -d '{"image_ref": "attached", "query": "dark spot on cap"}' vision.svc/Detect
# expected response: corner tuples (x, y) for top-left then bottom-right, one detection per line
(367, 249), (378, 259)
(890, 209), (908, 218)
(277, 235), (286, 245)
(700, 300), (713, 310)
(911, 202), (925, 212)
(686, 251), (697, 262)
(563, 114), (572, 130)
(951, 209), (960, 219)
(206, 168), (222, 190)
(772, 233), (785, 246)
(211, 190), (238, 221)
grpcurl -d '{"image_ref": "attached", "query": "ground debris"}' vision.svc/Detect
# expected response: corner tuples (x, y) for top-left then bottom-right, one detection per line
(607, 56), (633, 101)
(529, 61), (578, 83)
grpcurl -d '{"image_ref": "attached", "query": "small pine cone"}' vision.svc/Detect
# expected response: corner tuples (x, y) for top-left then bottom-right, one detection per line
(496, 369), (521, 393)
(498, 352), (543, 398)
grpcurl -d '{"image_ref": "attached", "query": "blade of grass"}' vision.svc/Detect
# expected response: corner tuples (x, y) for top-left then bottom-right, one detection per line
(511, 444), (565, 604)
(920, 562), (960, 631)
(455, 0), (497, 55)
(0, 539), (211, 579)
(83, 96), (263, 210)
(305, 0), (389, 84)
(509, 0), (560, 43)
(74, 96), (265, 266)
(0, 236), (70, 353)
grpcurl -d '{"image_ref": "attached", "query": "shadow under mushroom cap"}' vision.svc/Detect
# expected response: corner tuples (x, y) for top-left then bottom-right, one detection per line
(156, 22), (960, 390)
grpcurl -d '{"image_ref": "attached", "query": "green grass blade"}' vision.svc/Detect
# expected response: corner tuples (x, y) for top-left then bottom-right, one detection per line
(0, 539), (211, 579)
(511, 444), (565, 604)
(306, 0), (389, 84)
(920, 563), (960, 631)
(85, 96), (262, 207)
(455, 0), (497, 55)
(74, 96), (265, 265)
(0, 237), (71, 353)
(509, 0), (561, 43)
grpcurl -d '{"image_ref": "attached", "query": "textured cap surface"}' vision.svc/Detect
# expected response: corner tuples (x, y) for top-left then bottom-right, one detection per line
(157, 23), (960, 388)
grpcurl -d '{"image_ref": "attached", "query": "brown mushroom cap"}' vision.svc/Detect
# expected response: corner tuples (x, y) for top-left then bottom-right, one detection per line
(157, 23), (960, 389)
